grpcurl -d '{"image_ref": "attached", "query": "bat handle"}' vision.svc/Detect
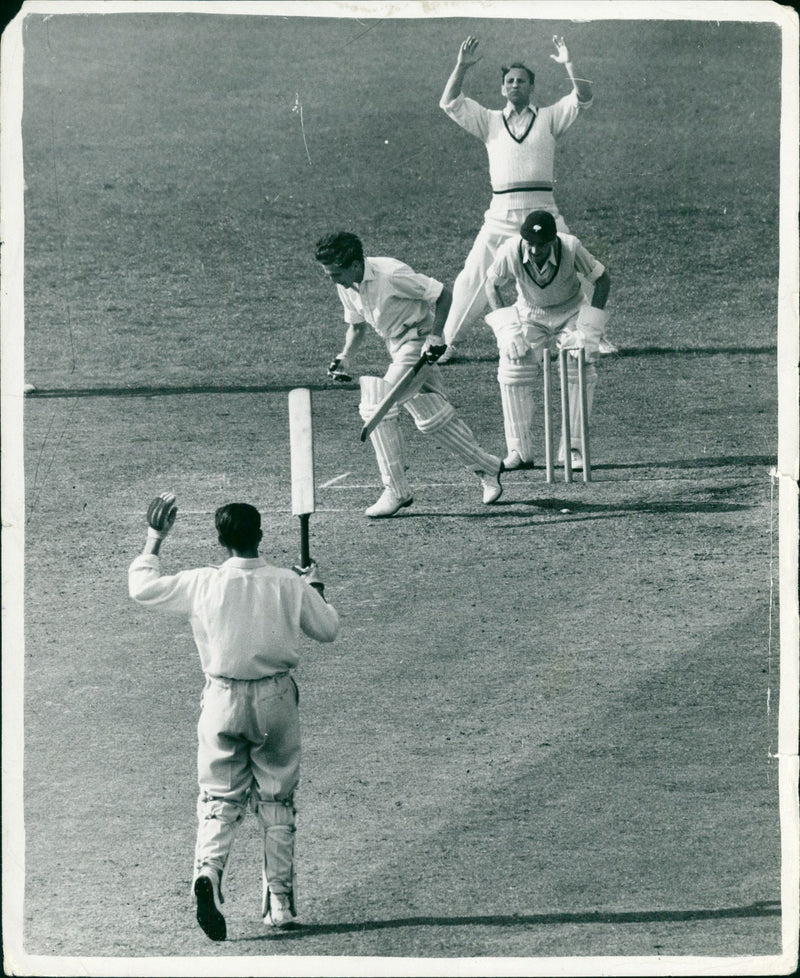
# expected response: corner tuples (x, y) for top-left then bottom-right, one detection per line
(299, 514), (311, 568)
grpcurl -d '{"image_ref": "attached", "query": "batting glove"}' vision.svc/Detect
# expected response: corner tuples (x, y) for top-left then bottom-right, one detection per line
(327, 355), (353, 382)
(146, 491), (177, 539)
(293, 561), (326, 597)
(421, 334), (448, 361)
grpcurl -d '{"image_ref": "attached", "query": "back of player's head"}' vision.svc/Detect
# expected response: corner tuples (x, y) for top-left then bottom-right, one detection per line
(315, 232), (364, 268)
(501, 62), (535, 85)
(215, 503), (263, 551)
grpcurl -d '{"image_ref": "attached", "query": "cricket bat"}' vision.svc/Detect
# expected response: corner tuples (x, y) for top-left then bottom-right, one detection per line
(288, 388), (315, 568)
(359, 344), (447, 442)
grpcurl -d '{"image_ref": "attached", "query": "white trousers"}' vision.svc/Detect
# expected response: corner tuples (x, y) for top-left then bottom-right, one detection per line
(193, 673), (300, 896)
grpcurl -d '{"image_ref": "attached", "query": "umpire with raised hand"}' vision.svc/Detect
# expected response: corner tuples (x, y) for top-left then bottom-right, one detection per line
(128, 493), (339, 940)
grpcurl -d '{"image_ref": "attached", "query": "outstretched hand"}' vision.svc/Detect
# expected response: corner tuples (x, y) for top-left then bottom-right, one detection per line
(550, 35), (571, 64)
(146, 491), (177, 539)
(457, 36), (482, 68)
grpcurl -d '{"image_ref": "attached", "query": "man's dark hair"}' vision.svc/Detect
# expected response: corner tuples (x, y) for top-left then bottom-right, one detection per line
(315, 232), (364, 268)
(215, 503), (262, 551)
(501, 62), (535, 85)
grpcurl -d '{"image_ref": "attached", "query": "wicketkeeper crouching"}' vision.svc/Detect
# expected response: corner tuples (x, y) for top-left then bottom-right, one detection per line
(128, 493), (339, 940)
(485, 209), (614, 472)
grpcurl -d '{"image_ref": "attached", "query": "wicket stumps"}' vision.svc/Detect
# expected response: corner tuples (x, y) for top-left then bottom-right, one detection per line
(543, 347), (591, 484)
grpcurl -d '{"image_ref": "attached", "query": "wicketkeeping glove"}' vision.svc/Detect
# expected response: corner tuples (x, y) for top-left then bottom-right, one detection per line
(327, 355), (353, 382)
(146, 491), (177, 539)
(561, 305), (612, 359)
(485, 306), (531, 361)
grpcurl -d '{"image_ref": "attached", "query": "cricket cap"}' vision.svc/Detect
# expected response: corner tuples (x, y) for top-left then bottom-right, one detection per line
(520, 210), (557, 244)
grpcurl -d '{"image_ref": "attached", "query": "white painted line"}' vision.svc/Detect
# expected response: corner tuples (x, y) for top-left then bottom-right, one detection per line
(320, 472), (351, 488)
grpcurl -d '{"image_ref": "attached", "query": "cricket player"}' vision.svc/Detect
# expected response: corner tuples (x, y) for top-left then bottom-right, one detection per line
(317, 231), (503, 518)
(128, 495), (339, 940)
(485, 209), (611, 471)
(438, 34), (594, 361)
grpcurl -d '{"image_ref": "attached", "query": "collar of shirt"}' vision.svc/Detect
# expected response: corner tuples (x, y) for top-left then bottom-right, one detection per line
(503, 103), (536, 137)
(522, 240), (558, 272)
(222, 556), (267, 569)
(503, 103), (535, 120)
(346, 258), (376, 293)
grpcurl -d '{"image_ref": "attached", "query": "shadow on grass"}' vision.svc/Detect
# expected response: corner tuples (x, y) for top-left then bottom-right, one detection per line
(442, 345), (777, 366)
(591, 457), (775, 471)
(20, 343), (778, 399)
(510, 498), (753, 515)
(234, 900), (781, 943)
(367, 490), (758, 527)
(23, 381), (360, 398)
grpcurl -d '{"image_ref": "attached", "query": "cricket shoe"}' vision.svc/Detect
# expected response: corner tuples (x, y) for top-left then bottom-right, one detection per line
(477, 469), (503, 505)
(194, 869), (226, 941)
(437, 344), (457, 363)
(557, 449), (585, 470)
(264, 891), (296, 929)
(502, 450), (535, 472)
(365, 488), (414, 518)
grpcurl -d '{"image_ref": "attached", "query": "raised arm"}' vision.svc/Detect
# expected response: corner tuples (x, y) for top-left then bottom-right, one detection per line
(440, 36), (483, 105)
(550, 35), (592, 104)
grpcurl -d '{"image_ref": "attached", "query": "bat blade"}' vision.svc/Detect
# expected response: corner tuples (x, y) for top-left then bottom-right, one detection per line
(288, 388), (315, 570)
(359, 348), (445, 442)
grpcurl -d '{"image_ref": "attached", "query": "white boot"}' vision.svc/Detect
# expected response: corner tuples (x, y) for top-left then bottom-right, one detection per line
(477, 469), (503, 504)
(265, 891), (295, 929)
(365, 488), (413, 518)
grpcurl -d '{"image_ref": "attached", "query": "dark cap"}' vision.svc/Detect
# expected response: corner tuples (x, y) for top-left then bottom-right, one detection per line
(520, 210), (557, 244)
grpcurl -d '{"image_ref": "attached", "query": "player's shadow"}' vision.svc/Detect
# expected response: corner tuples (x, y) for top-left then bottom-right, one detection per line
(445, 345), (777, 365)
(393, 497), (754, 525)
(593, 455), (775, 471)
(241, 899), (781, 942)
(485, 497), (755, 529)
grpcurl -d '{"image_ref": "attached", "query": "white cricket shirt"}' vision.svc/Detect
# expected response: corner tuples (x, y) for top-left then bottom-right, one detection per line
(336, 257), (444, 358)
(128, 554), (339, 680)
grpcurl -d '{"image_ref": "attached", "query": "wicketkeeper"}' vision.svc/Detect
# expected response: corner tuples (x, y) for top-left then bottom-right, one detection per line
(128, 494), (339, 940)
(485, 210), (612, 471)
(317, 231), (503, 518)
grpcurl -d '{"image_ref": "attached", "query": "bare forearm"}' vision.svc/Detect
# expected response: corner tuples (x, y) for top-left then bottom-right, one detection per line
(339, 321), (368, 358)
(432, 286), (452, 334)
(441, 62), (469, 104)
(485, 281), (507, 311)
(564, 59), (592, 103)
(591, 271), (610, 309)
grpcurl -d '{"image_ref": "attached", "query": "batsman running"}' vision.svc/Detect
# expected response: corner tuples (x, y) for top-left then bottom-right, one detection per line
(128, 493), (339, 940)
(317, 231), (503, 517)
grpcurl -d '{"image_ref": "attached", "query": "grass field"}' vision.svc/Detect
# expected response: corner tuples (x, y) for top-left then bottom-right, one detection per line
(4, 3), (798, 975)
